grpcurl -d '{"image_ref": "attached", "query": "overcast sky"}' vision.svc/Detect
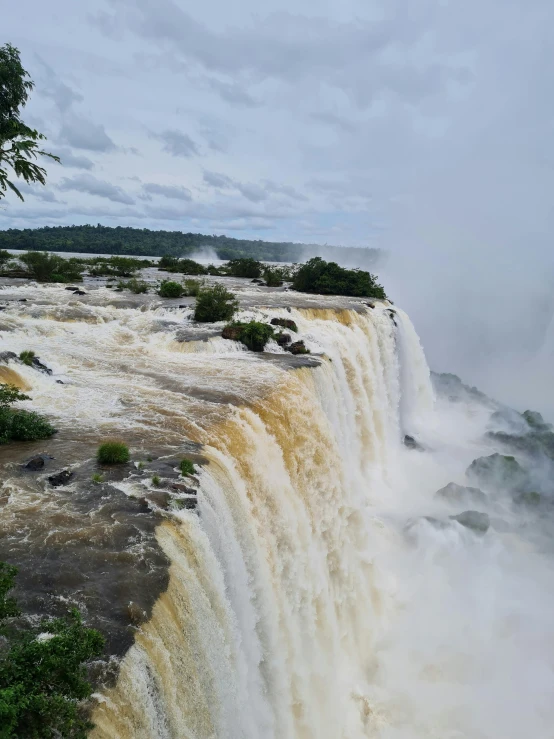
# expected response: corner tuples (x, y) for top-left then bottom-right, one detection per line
(3, 0), (554, 412)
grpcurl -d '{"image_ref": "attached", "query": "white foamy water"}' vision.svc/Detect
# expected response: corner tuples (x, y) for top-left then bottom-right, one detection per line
(1, 284), (553, 738)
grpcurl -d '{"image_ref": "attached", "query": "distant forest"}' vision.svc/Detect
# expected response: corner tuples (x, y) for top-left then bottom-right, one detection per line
(0, 225), (382, 266)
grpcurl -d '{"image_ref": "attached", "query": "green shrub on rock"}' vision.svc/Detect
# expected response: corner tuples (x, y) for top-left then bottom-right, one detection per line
(194, 285), (238, 323)
(222, 321), (274, 352)
(97, 441), (130, 464)
(158, 280), (184, 298)
(292, 257), (386, 298)
(179, 459), (195, 477)
(118, 278), (149, 294)
(0, 384), (55, 444)
(19, 350), (36, 366)
(226, 258), (262, 278)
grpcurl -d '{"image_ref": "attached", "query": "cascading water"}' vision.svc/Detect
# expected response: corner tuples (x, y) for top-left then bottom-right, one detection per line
(2, 283), (554, 739)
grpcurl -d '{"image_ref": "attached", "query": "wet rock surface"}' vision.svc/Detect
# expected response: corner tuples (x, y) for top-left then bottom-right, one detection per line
(450, 510), (490, 534)
(435, 482), (487, 505)
(48, 469), (74, 487)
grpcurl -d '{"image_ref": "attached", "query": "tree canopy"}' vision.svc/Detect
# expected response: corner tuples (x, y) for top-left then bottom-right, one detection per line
(0, 43), (58, 201)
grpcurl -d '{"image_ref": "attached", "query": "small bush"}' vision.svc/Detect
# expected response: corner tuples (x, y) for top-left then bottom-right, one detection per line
(292, 257), (386, 298)
(97, 441), (130, 464)
(263, 268), (284, 287)
(270, 317), (298, 332)
(183, 279), (203, 297)
(158, 255), (179, 270)
(180, 459), (195, 477)
(158, 280), (184, 299)
(92, 473), (103, 484)
(174, 259), (208, 276)
(118, 278), (149, 294)
(19, 350), (36, 366)
(152, 475), (160, 486)
(194, 284), (238, 322)
(0, 384), (55, 444)
(226, 258), (262, 278)
(223, 321), (274, 352)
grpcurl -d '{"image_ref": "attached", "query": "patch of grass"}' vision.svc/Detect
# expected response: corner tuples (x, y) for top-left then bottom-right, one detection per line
(146, 456), (153, 462)
(158, 280), (184, 298)
(117, 278), (149, 294)
(19, 350), (36, 366)
(91, 473), (104, 484)
(183, 279), (204, 296)
(194, 284), (238, 323)
(152, 475), (160, 486)
(180, 459), (195, 477)
(0, 562), (104, 738)
(292, 257), (386, 298)
(137, 461), (145, 470)
(0, 384), (56, 444)
(97, 440), (130, 464)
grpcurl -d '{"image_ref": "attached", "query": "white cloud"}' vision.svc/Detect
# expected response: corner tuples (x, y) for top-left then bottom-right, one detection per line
(58, 174), (134, 204)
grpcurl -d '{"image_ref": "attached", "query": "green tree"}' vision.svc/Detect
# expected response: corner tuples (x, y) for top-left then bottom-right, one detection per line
(0, 43), (59, 201)
(0, 563), (104, 738)
(194, 284), (238, 323)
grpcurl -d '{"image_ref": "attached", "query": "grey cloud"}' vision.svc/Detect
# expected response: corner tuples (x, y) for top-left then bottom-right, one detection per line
(152, 129), (199, 157)
(59, 114), (116, 152)
(263, 180), (309, 202)
(310, 112), (357, 133)
(95, 0), (469, 108)
(142, 183), (193, 201)
(203, 171), (233, 189)
(204, 77), (259, 107)
(50, 147), (95, 170)
(35, 57), (83, 113)
(58, 174), (134, 205)
(16, 182), (63, 204)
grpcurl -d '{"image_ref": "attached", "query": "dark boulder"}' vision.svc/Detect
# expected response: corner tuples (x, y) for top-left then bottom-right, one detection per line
(275, 332), (292, 347)
(25, 455), (48, 471)
(222, 325), (243, 341)
(65, 286), (79, 291)
(127, 601), (147, 626)
(0, 351), (17, 364)
(145, 491), (171, 510)
(169, 483), (196, 495)
(31, 356), (53, 375)
(48, 470), (74, 487)
(270, 318), (298, 332)
(435, 482), (486, 505)
(174, 497), (197, 510)
(514, 491), (542, 506)
(285, 340), (310, 355)
(73, 289), (86, 296)
(404, 435), (423, 451)
(450, 510), (490, 534)
(522, 409), (551, 430)
(18, 298), (27, 302)
(366, 302), (375, 309)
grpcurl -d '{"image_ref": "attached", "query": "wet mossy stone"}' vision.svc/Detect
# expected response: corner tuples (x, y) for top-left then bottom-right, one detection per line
(466, 453), (529, 493)
(450, 510), (490, 534)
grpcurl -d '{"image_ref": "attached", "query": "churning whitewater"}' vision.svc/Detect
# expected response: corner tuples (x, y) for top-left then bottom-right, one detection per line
(2, 285), (554, 739)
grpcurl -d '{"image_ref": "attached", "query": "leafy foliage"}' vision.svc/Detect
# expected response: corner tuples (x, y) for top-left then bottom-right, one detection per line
(162, 258), (208, 276)
(88, 256), (151, 278)
(226, 258), (262, 278)
(0, 384), (55, 444)
(263, 268), (283, 287)
(292, 257), (387, 298)
(223, 321), (274, 352)
(158, 280), (183, 298)
(183, 279), (203, 297)
(0, 44), (59, 201)
(0, 563), (104, 739)
(97, 441), (129, 464)
(117, 278), (149, 294)
(18, 351), (35, 366)
(179, 459), (195, 477)
(194, 284), (238, 323)
(19, 252), (84, 283)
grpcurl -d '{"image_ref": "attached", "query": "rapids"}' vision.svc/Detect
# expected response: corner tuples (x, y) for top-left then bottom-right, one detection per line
(1, 279), (553, 738)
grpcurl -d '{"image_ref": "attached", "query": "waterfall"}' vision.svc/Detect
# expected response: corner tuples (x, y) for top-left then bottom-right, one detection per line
(90, 305), (435, 739)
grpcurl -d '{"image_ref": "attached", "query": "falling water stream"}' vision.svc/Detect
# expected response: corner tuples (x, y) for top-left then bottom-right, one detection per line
(1, 280), (553, 738)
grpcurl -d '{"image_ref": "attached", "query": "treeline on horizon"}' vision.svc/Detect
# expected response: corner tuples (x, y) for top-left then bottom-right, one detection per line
(0, 224), (382, 266)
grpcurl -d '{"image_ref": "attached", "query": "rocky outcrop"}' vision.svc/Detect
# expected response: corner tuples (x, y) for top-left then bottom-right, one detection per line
(285, 340), (310, 355)
(270, 317), (298, 332)
(466, 453), (529, 493)
(275, 332), (292, 347)
(435, 482), (486, 505)
(48, 469), (74, 487)
(450, 510), (490, 534)
(403, 435), (423, 451)
(221, 325), (243, 341)
(24, 454), (54, 471)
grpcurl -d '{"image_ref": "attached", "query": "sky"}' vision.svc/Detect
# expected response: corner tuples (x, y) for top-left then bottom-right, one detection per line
(3, 0), (554, 413)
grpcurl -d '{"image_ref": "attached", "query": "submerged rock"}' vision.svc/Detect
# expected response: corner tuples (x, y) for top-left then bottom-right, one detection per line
(25, 455), (50, 471)
(466, 453), (529, 493)
(48, 470), (74, 487)
(404, 435), (423, 451)
(450, 510), (490, 534)
(514, 491), (542, 506)
(73, 289), (86, 296)
(435, 482), (486, 505)
(286, 340), (310, 355)
(65, 286), (79, 291)
(126, 601), (147, 626)
(30, 356), (53, 375)
(275, 332), (292, 347)
(0, 351), (17, 364)
(270, 317), (298, 332)
(522, 409), (549, 430)
(145, 491), (171, 510)
(221, 325), (242, 341)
